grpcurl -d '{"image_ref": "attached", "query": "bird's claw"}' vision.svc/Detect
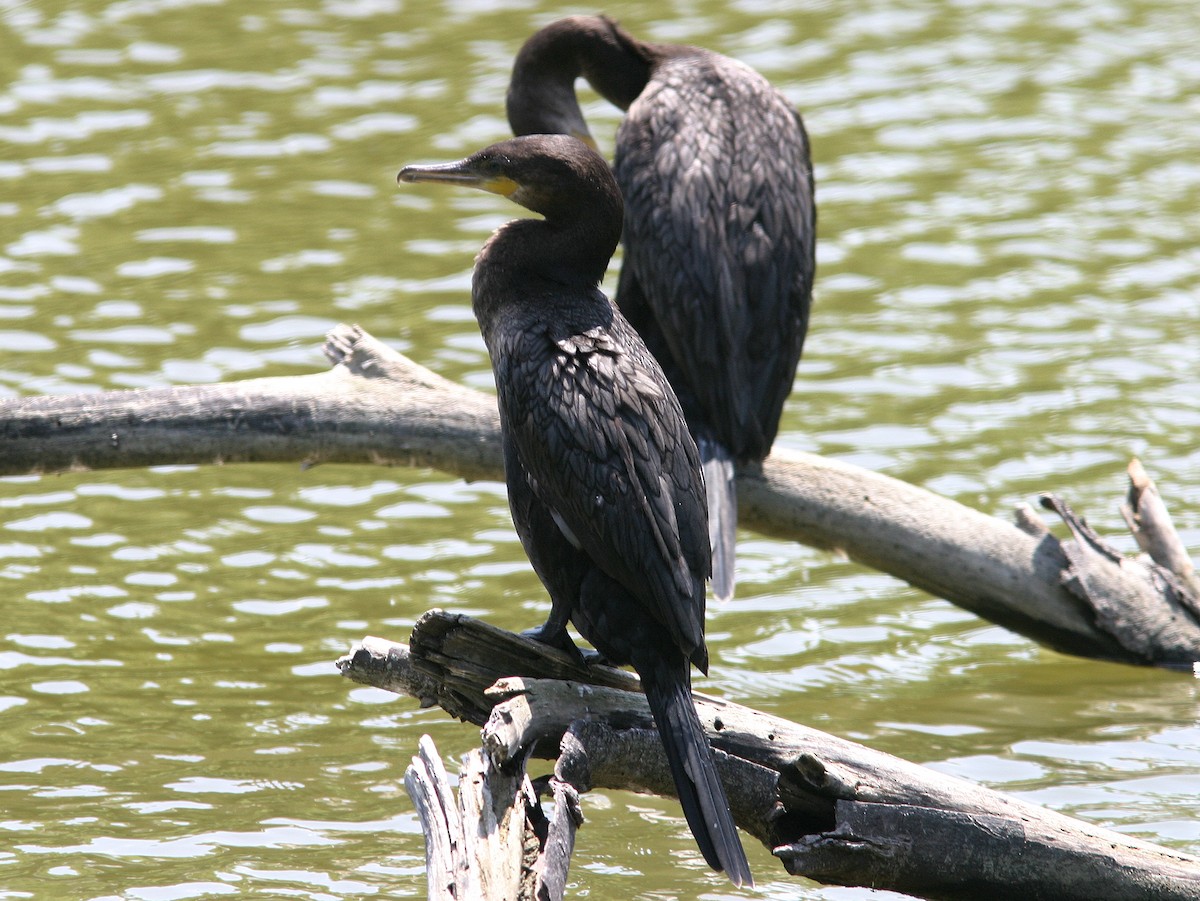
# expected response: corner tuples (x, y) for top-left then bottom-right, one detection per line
(520, 623), (588, 666)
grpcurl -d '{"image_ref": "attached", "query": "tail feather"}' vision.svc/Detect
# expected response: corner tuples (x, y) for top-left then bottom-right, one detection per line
(699, 436), (737, 602)
(642, 661), (753, 887)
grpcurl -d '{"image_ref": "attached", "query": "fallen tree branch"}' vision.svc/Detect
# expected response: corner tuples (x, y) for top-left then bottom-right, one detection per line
(405, 734), (550, 900)
(0, 325), (500, 481)
(1123, 458), (1200, 597)
(1041, 493), (1200, 665)
(337, 611), (1200, 900)
(4, 323), (1198, 667)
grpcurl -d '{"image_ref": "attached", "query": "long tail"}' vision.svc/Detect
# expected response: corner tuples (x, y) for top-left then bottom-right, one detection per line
(699, 435), (737, 602)
(641, 658), (753, 887)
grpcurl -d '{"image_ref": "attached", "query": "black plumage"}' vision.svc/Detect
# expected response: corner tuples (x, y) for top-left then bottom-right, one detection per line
(398, 134), (752, 887)
(507, 16), (816, 601)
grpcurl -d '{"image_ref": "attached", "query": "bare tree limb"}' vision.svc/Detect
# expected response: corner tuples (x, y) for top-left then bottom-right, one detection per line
(404, 735), (468, 901)
(338, 612), (1200, 900)
(1123, 458), (1200, 596)
(1041, 493), (1200, 665)
(5, 323), (1199, 667)
(0, 325), (500, 481)
(533, 771), (581, 901)
(404, 734), (551, 900)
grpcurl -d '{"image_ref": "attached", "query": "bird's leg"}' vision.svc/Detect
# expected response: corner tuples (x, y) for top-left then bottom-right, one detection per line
(578, 647), (613, 666)
(521, 599), (588, 665)
(520, 604), (617, 667)
(521, 620), (587, 661)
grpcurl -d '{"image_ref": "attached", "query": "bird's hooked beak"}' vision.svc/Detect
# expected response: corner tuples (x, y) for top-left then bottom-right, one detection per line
(397, 160), (518, 198)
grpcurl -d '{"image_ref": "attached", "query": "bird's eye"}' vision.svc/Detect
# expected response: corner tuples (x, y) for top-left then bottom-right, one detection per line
(476, 155), (504, 176)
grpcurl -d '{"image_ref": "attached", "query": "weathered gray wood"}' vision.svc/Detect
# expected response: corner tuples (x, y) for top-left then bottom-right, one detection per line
(1123, 458), (1200, 596)
(403, 734), (552, 901)
(342, 635), (446, 707)
(779, 800), (1200, 901)
(403, 735), (466, 901)
(737, 453), (1135, 660)
(353, 635), (576, 900)
(7, 323), (1199, 666)
(457, 748), (527, 900)
(1040, 493), (1200, 668)
(339, 613), (1200, 900)
(534, 774), (582, 901)
(0, 325), (501, 481)
(482, 679), (795, 849)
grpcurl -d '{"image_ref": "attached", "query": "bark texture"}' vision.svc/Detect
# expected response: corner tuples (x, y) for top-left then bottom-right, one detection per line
(338, 612), (1200, 900)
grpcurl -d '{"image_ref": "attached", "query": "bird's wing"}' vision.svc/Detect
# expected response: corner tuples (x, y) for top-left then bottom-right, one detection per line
(492, 299), (709, 660)
(615, 53), (816, 459)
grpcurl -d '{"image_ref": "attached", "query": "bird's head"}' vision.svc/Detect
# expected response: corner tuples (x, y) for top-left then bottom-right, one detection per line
(398, 134), (622, 228)
(506, 14), (652, 143)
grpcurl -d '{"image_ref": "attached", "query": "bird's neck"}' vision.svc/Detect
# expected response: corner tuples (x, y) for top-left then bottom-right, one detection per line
(507, 18), (654, 139)
(471, 216), (618, 328)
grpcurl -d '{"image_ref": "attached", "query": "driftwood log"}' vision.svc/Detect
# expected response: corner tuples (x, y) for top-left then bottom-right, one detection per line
(404, 733), (550, 901)
(338, 611), (1200, 900)
(3, 323), (1198, 668)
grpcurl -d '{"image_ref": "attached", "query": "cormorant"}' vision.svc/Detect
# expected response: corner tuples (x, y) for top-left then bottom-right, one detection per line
(398, 134), (753, 887)
(507, 16), (816, 602)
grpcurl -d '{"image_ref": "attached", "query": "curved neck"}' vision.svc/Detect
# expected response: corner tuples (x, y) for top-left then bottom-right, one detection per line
(507, 16), (654, 140)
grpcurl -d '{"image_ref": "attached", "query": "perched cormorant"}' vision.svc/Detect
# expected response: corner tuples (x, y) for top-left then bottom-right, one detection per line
(398, 134), (753, 887)
(507, 16), (816, 601)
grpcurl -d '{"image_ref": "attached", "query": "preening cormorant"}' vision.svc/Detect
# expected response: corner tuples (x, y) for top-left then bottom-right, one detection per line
(507, 16), (816, 601)
(398, 134), (753, 887)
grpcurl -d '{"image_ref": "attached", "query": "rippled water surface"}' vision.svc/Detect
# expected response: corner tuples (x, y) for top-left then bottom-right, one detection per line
(2, 0), (1199, 897)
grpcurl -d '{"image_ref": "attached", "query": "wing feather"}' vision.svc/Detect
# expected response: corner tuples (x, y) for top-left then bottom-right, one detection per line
(615, 51), (816, 461)
(491, 298), (709, 660)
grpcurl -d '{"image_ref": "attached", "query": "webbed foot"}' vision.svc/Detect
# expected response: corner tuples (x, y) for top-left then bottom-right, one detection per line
(521, 622), (588, 666)
(578, 647), (611, 666)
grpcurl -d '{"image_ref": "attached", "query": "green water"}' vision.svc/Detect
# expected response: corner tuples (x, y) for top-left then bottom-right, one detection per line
(2, 0), (1199, 898)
